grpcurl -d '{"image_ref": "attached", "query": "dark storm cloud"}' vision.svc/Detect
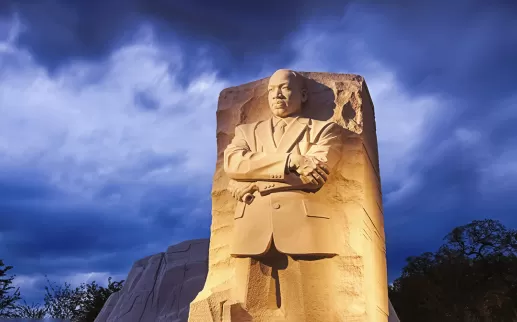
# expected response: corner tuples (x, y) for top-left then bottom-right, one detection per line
(2, 201), (146, 258)
(0, 169), (209, 278)
(6, 0), (515, 92)
(2, 0), (516, 290)
(382, 99), (517, 278)
(318, 1), (516, 279)
(350, 0), (517, 101)
(3, 0), (141, 71)
(134, 90), (160, 111)
(0, 170), (59, 201)
(5, 0), (350, 82)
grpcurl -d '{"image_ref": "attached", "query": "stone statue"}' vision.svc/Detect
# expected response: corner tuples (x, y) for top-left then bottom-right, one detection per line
(224, 69), (344, 257)
(94, 70), (394, 322)
(189, 70), (389, 322)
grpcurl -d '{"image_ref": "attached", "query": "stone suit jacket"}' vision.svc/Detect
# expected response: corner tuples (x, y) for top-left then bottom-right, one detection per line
(224, 116), (343, 256)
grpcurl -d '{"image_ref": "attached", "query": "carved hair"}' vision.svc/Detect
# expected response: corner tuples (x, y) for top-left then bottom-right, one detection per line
(284, 69), (307, 91)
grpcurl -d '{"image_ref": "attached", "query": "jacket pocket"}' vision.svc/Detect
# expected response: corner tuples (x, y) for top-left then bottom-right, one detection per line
(234, 201), (246, 219)
(302, 200), (330, 219)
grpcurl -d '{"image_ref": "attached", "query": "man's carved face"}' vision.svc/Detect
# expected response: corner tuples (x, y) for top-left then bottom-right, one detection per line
(267, 69), (308, 118)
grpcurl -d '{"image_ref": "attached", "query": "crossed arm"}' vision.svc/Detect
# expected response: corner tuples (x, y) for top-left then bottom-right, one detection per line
(224, 122), (343, 198)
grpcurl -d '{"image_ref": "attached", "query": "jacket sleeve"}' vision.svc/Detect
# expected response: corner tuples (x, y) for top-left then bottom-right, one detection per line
(224, 125), (291, 181)
(305, 122), (343, 171)
(256, 122), (344, 194)
(255, 174), (320, 194)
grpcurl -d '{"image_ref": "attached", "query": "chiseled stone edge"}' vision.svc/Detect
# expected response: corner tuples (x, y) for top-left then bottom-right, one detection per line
(96, 238), (399, 322)
(95, 239), (209, 322)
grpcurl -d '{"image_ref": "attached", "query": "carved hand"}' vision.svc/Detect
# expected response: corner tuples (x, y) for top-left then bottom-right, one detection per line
(289, 155), (330, 185)
(228, 180), (258, 202)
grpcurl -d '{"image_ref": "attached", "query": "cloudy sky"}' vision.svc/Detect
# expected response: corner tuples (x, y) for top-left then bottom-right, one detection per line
(1, 0), (516, 304)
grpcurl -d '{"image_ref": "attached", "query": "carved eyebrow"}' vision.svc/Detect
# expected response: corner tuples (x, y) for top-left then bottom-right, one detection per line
(268, 82), (289, 88)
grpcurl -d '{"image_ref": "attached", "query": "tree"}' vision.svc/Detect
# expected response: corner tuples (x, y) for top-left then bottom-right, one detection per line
(0, 259), (21, 318)
(43, 276), (124, 322)
(1, 260), (122, 321)
(44, 277), (83, 320)
(77, 277), (124, 322)
(389, 219), (517, 322)
(12, 300), (46, 319)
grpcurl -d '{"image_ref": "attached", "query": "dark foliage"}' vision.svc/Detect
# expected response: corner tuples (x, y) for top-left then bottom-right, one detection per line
(389, 219), (517, 322)
(77, 277), (124, 322)
(0, 259), (21, 318)
(43, 276), (124, 322)
(44, 277), (84, 320)
(0, 267), (124, 322)
(12, 300), (46, 319)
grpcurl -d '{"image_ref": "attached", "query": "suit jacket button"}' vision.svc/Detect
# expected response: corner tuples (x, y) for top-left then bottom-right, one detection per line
(273, 203), (280, 209)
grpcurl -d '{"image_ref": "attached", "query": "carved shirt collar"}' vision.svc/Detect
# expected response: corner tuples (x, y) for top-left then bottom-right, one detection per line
(272, 115), (297, 128)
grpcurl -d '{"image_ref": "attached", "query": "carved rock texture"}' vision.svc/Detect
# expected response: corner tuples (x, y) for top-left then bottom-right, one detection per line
(95, 238), (399, 322)
(95, 239), (209, 322)
(189, 73), (390, 321)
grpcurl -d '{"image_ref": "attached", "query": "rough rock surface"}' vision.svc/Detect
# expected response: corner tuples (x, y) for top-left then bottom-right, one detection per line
(95, 239), (209, 322)
(96, 238), (400, 322)
(189, 72), (390, 321)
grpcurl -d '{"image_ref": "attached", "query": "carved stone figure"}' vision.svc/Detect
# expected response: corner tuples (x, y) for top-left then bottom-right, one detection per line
(224, 69), (344, 257)
(189, 70), (389, 322)
(94, 69), (392, 322)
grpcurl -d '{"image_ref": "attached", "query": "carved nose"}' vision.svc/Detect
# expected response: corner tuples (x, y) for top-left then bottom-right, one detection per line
(273, 203), (280, 209)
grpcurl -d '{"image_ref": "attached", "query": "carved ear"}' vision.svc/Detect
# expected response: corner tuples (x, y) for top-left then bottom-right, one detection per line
(301, 88), (308, 103)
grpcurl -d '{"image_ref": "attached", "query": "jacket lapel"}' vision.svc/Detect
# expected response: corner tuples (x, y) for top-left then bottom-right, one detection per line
(276, 117), (309, 153)
(256, 119), (276, 153)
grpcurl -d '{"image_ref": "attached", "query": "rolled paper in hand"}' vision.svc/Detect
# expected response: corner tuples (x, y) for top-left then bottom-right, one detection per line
(242, 193), (255, 204)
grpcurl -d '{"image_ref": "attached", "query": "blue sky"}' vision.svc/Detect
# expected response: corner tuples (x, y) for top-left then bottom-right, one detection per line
(1, 0), (516, 304)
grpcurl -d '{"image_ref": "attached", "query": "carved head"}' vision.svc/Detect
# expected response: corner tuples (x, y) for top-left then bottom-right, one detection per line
(267, 69), (308, 118)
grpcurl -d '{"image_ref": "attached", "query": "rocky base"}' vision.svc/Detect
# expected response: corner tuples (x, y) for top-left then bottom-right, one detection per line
(95, 239), (209, 322)
(95, 238), (399, 321)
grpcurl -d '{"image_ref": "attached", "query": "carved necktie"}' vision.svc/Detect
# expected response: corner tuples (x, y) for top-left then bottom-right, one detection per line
(274, 121), (287, 147)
